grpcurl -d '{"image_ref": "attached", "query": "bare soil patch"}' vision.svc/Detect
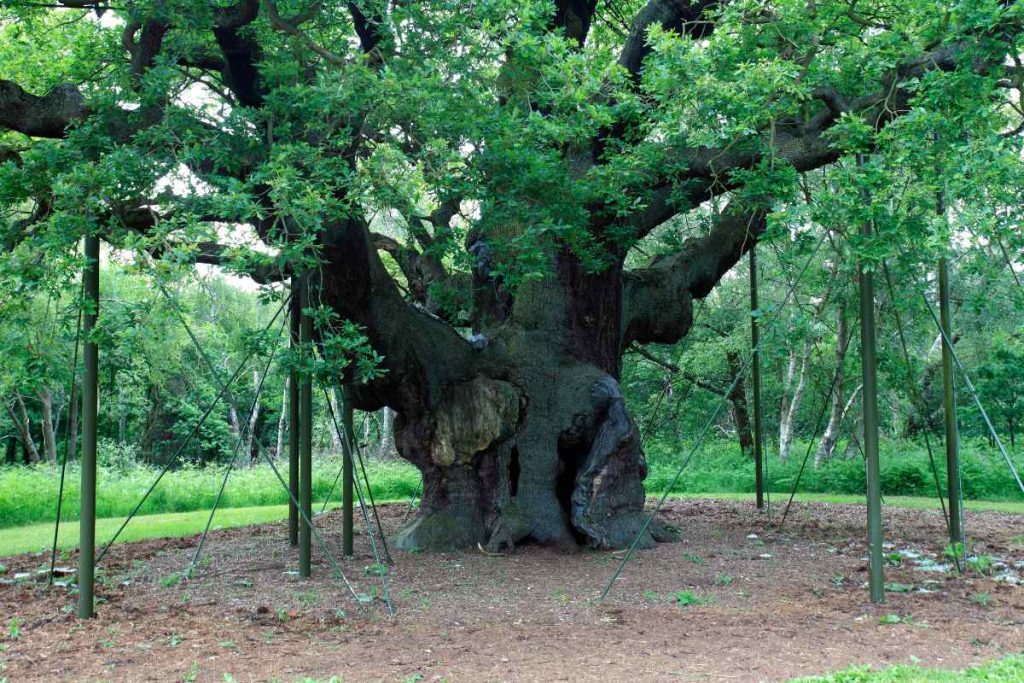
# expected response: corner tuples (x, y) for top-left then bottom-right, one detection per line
(1, 499), (1022, 682)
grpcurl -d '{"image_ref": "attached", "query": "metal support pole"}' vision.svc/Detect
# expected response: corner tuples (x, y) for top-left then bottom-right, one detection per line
(288, 289), (300, 547)
(857, 155), (884, 604)
(78, 234), (99, 619)
(750, 246), (766, 510)
(298, 276), (313, 578)
(938, 260), (964, 547)
(340, 386), (355, 557)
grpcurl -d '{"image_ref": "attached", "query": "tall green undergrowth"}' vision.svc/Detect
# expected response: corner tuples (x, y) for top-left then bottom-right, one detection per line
(0, 457), (420, 528)
(1, 438), (1021, 529)
(644, 438), (1024, 500)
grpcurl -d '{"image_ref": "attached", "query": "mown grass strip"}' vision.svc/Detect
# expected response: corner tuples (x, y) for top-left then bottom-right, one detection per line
(789, 653), (1024, 682)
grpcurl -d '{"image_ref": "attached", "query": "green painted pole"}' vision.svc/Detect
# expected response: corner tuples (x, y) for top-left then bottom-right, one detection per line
(288, 289), (300, 547)
(938, 256), (963, 547)
(340, 386), (354, 557)
(750, 246), (766, 510)
(299, 276), (313, 578)
(78, 234), (99, 619)
(857, 154), (884, 604)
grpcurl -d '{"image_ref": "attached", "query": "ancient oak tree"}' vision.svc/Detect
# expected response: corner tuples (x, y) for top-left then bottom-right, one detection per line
(0, 0), (1019, 550)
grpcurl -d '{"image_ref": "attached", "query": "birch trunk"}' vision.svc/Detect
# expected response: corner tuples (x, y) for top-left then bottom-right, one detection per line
(778, 340), (810, 462)
(38, 387), (58, 463)
(246, 368), (261, 464)
(815, 304), (849, 466)
(379, 407), (396, 459)
(330, 386), (344, 454)
(275, 377), (288, 458)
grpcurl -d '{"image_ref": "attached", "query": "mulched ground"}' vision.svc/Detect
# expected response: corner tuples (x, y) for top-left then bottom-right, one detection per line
(1, 499), (1022, 682)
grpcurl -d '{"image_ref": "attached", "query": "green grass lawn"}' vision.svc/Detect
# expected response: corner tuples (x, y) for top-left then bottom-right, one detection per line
(1, 492), (1021, 558)
(789, 654), (1024, 682)
(0, 500), (354, 557)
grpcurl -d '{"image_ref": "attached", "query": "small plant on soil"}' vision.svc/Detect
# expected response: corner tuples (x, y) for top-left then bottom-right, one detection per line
(968, 555), (994, 575)
(971, 592), (992, 607)
(297, 589), (322, 607)
(6, 619), (20, 639)
(0, 563), (6, 575)
(674, 591), (711, 607)
(642, 590), (660, 601)
(182, 660), (199, 683)
(160, 573), (182, 588)
(715, 573), (734, 586)
(942, 542), (965, 562)
(168, 633), (183, 647)
(363, 563), (388, 576)
(218, 639), (238, 650)
(878, 614), (915, 625)
(682, 553), (705, 565)
(885, 552), (903, 566)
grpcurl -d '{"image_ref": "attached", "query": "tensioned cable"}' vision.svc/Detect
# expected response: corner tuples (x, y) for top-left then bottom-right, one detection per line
(777, 323), (856, 530)
(922, 296), (1024, 495)
(319, 389), (393, 564)
(879, 262), (952, 537)
(599, 225), (830, 601)
(153, 279), (366, 606)
(183, 311), (287, 580)
(323, 387), (395, 614)
(94, 295), (289, 565)
(49, 282), (84, 585)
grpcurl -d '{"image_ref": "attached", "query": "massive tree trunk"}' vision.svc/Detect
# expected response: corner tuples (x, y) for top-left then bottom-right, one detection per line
(319, 205), (764, 552)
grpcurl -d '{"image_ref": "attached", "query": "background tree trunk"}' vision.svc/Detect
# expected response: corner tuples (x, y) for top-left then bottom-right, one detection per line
(8, 394), (40, 463)
(330, 386), (343, 454)
(66, 378), (79, 462)
(38, 387), (58, 463)
(815, 303), (849, 465)
(778, 340), (810, 462)
(246, 368), (261, 464)
(117, 383), (127, 444)
(378, 407), (396, 459)
(725, 351), (753, 459)
(275, 377), (288, 458)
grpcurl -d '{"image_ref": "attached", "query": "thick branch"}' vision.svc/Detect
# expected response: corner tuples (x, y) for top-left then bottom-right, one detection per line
(0, 81), (85, 138)
(553, 0), (600, 46)
(622, 204), (765, 346)
(626, 38), (1006, 238)
(618, 0), (717, 81)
